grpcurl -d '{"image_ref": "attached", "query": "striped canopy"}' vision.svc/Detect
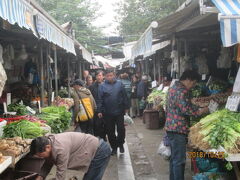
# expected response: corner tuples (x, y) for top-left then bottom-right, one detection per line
(212, 0), (240, 47)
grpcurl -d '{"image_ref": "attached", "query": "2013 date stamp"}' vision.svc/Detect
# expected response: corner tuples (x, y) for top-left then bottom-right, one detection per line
(187, 151), (225, 159)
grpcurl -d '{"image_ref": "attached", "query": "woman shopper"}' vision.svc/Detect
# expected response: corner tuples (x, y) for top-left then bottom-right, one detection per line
(165, 70), (209, 180)
(72, 79), (96, 134)
(130, 75), (140, 118)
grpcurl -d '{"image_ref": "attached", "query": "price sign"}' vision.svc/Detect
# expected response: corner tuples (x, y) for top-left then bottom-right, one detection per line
(202, 74), (206, 81)
(151, 81), (157, 88)
(225, 95), (240, 112)
(208, 100), (219, 113)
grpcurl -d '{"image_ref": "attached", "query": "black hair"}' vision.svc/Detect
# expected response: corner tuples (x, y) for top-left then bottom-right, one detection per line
(30, 136), (50, 155)
(96, 70), (104, 76)
(180, 70), (200, 81)
(105, 69), (115, 74)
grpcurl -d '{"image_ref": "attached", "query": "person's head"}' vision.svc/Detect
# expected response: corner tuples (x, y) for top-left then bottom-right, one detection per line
(83, 70), (89, 79)
(71, 79), (85, 89)
(180, 70), (200, 89)
(30, 137), (52, 158)
(132, 75), (138, 83)
(86, 75), (93, 86)
(96, 70), (104, 83)
(105, 69), (116, 83)
(122, 73), (129, 80)
(142, 75), (148, 83)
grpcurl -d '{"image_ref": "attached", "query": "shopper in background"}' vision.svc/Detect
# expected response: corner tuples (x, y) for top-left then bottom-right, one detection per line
(30, 132), (111, 180)
(97, 69), (130, 155)
(83, 70), (89, 83)
(130, 75), (140, 118)
(137, 75), (148, 116)
(86, 75), (93, 88)
(165, 70), (209, 180)
(119, 73), (132, 99)
(89, 70), (106, 140)
(72, 79), (96, 134)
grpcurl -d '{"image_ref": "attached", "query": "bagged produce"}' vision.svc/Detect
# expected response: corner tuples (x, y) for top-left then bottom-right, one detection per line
(124, 114), (133, 125)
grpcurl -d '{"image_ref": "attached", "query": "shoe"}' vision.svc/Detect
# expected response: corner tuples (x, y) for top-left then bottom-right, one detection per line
(119, 145), (125, 153)
(111, 148), (117, 155)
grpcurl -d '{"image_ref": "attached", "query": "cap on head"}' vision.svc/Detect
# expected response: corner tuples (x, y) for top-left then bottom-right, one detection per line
(71, 79), (85, 87)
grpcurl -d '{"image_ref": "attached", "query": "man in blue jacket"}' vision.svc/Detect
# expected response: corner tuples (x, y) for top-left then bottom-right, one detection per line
(97, 69), (130, 155)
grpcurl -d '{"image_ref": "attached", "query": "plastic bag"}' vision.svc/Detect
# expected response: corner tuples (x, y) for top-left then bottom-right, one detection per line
(124, 114), (134, 125)
(0, 62), (7, 96)
(157, 141), (171, 160)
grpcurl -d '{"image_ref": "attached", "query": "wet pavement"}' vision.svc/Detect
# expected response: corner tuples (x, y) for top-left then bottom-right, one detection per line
(46, 117), (192, 180)
(126, 117), (192, 180)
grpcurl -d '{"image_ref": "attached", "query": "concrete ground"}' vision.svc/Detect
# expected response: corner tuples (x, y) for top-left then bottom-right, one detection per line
(126, 117), (192, 180)
(46, 117), (193, 180)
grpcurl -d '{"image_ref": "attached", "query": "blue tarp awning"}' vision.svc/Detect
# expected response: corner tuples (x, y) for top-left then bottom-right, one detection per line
(0, 0), (76, 55)
(212, 0), (240, 47)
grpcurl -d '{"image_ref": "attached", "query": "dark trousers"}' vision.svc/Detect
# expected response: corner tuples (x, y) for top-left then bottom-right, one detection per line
(93, 114), (107, 140)
(75, 120), (93, 135)
(167, 132), (187, 180)
(83, 139), (111, 180)
(104, 114), (125, 149)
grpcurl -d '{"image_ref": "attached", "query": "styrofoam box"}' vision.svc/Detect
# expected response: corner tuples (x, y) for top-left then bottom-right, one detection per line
(0, 120), (7, 137)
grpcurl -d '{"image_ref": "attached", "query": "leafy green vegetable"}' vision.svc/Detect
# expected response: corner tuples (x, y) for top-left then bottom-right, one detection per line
(8, 103), (27, 115)
(3, 120), (46, 139)
(189, 109), (240, 153)
(147, 89), (167, 108)
(38, 106), (72, 133)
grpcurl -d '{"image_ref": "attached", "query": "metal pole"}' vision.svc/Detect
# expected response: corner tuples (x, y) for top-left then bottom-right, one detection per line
(153, 55), (156, 81)
(54, 47), (58, 96)
(46, 45), (51, 105)
(40, 44), (44, 107)
(177, 40), (181, 78)
(67, 56), (70, 98)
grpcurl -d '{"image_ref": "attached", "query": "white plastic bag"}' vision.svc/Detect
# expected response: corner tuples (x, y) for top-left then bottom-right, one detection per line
(0, 62), (7, 96)
(124, 113), (134, 125)
(157, 141), (171, 160)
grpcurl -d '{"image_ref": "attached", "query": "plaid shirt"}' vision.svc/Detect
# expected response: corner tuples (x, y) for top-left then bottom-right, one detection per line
(165, 81), (199, 134)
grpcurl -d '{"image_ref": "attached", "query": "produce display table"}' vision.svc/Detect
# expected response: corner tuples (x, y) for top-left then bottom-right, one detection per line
(10, 147), (30, 168)
(0, 156), (12, 174)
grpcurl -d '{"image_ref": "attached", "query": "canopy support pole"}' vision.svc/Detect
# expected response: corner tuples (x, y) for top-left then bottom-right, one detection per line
(67, 56), (71, 98)
(54, 47), (58, 97)
(39, 43), (44, 107)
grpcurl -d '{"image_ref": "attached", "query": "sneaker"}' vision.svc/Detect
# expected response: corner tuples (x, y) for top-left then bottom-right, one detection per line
(111, 148), (117, 155)
(119, 145), (125, 153)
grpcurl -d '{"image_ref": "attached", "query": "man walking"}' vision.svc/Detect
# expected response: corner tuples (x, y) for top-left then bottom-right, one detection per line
(89, 70), (106, 140)
(30, 132), (111, 180)
(97, 69), (130, 155)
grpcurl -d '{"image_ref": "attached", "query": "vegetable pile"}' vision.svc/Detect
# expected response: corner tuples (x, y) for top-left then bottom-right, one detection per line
(147, 89), (167, 110)
(52, 97), (74, 110)
(208, 80), (227, 93)
(38, 106), (71, 133)
(3, 120), (46, 139)
(8, 103), (27, 115)
(189, 109), (240, 153)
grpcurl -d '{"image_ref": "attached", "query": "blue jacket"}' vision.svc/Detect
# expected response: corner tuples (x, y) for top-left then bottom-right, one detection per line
(97, 79), (130, 116)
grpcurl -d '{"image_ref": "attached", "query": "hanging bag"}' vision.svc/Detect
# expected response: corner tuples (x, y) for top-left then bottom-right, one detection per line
(76, 90), (94, 122)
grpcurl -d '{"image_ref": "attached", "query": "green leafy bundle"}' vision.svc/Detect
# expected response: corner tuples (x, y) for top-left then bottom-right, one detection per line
(38, 106), (72, 133)
(3, 120), (45, 139)
(189, 109), (240, 153)
(8, 103), (27, 115)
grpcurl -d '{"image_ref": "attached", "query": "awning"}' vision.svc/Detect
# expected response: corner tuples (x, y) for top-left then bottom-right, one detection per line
(36, 14), (76, 55)
(212, 0), (240, 47)
(0, 0), (35, 32)
(79, 45), (93, 63)
(0, 0), (76, 55)
(131, 27), (153, 59)
(143, 40), (171, 58)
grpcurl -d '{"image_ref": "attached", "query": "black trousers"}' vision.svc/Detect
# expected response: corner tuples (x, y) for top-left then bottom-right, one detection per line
(104, 114), (125, 149)
(75, 119), (93, 135)
(93, 113), (107, 140)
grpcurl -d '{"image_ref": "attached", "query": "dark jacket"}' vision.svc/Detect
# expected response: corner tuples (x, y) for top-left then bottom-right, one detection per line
(89, 82), (101, 101)
(97, 79), (130, 116)
(137, 81), (148, 99)
(120, 79), (132, 99)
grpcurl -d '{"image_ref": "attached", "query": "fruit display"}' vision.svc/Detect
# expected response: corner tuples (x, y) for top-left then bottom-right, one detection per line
(191, 92), (231, 107)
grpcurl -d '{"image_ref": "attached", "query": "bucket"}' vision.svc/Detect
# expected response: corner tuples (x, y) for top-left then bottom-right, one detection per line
(144, 110), (160, 129)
